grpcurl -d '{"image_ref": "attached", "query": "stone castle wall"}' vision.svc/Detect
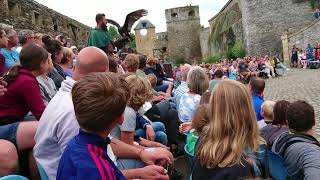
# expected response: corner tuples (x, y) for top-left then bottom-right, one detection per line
(154, 32), (168, 59)
(207, 0), (315, 58)
(208, 0), (243, 57)
(240, 0), (314, 56)
(199, 27), (210, 59)
(166, 6), (202, 63)
(0, 0), (90, 45)
(282, 19), (320, 63)
(135, 27), (156, 57)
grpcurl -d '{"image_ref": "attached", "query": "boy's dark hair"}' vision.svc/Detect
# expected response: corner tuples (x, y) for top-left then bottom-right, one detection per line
(249, 77), (265, 95)
(138, 55), (146, 70)
(108, 56), (118, 73)
(96, 13), (105, 23)
(214, 69), (224, 78)
(286, 100), (315, 133)
(72, 72), (130, 132)
(272, 100), (290, 126)
(43, 39), (62, 62)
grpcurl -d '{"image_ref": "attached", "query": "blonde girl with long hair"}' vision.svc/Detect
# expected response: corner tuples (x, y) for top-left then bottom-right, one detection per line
(192, 79), (263, 180)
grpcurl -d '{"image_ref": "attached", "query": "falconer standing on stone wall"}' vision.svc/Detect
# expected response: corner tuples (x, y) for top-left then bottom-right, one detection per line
(87, 13), (112, 51)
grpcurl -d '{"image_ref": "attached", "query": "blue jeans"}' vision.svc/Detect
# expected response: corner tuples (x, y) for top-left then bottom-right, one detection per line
(155, 84), (169, 92)
(276, 63), (287, 75)
(116, 159), (145, 170)
(135, 122), (167, 145)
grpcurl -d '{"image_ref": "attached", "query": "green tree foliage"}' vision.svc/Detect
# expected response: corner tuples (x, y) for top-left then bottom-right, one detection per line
(225, 42), (246, 59)
(108, 26), (136, 50)
(310, 0), (316, 9)
(108, 25), (121, 40)
(173, 56), (186, 66)
(203, 54), (221, 64)
(128, 33), (136, 49)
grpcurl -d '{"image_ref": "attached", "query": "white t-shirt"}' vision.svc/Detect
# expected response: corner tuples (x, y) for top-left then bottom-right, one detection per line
(34, 77), (116, 180)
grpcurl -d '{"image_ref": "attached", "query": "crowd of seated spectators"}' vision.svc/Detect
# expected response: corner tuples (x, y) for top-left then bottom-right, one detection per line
(181, 54), (289, 86)
(293, 43), (320, 69)
(0, 22), (319, 180)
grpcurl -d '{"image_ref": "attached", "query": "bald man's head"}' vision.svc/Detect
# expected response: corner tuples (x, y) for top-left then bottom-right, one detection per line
(73, 47), (109, 80)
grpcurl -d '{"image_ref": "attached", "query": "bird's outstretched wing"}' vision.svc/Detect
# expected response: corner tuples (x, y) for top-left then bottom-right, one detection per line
(107, 19), (121, 29)
(123, 9), (148, 32)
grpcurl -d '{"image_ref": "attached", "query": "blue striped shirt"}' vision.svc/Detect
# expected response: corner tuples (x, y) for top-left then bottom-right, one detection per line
(174, 81), (189, 108)
(57, 130), (125, 180)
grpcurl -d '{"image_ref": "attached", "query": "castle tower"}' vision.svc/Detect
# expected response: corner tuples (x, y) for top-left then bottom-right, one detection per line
(165, 5), (202, 63)
(134, 19), (156, 57)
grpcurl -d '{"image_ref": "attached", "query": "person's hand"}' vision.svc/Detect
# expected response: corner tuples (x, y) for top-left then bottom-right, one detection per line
(140, 147), (173, 166)
(139, 138), (168, 149)
(179, 122), (192, 133)
(159, 92), (170, 98)
(137, 165), (169, 180)
(151, 141), (168, 149)
(0, 85), (7, 96)
(146, 125), (156, 141)
(152, 95), (164, 102)
(0, 78), (7, 96)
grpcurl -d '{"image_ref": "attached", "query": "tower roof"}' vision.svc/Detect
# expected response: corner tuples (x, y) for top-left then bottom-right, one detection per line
(134, 20), (155, 30)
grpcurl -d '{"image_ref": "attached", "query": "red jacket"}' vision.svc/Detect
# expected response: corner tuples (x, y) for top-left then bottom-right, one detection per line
(0, 54), (5, 76)
(0, 69), (45, 125)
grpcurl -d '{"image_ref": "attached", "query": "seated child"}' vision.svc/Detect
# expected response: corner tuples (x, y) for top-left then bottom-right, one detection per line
(272, 100), (320, 179)
(57, 72), (129, 180)
(36, 53), (57, 105)
(179, 92), (211, 156)
(147, 74), (165, 102)
(258, 101), (276, 129)
(110, 75), (167, 146)
(261, 100), (289, 147)
(147, 74), (172, 99)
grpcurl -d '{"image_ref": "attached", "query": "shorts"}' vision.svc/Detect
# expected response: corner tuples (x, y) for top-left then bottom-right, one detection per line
(0, 122), (19, 147)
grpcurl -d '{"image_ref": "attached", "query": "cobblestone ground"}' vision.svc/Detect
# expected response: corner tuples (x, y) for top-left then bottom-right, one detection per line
(176, 69), (320, 180)
(264, 68), (320, 139)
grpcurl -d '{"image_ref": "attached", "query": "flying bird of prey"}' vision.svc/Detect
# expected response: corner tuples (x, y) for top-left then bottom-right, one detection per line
(107, 9), (148, 38)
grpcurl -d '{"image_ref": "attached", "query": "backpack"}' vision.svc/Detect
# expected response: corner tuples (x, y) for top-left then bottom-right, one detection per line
(262, 144), (290, 180)
(264, 134), (320, 180)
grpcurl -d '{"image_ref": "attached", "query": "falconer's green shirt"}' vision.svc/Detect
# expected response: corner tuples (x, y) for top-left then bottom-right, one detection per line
(87, 28), (112, 49)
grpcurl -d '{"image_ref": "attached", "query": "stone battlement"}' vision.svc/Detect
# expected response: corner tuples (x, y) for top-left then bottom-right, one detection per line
(0, 0), (91, 45)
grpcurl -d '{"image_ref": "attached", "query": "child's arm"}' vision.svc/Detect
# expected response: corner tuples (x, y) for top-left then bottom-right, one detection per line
(179, 122), (192, 133)
(120, 131), (135, 145)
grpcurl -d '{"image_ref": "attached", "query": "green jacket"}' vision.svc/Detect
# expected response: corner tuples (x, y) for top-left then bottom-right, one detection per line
(87, 28), (112, 49)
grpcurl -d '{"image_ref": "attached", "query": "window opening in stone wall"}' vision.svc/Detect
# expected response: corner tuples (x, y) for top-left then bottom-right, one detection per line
(162, 47), (167, 52)
(70, 24), (78, 41)
(8, 1), (19, 16)
(53, 19), (58, 31)
(171, 13), (178, 18)
(8, 1), (16, 11)
(142, 22), (147, 28)
(188, 10), (195, 17)
(34, 11), (40, 25)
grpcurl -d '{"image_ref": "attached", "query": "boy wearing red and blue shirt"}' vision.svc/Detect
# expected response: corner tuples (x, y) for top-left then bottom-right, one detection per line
(57, 72), (130, 180)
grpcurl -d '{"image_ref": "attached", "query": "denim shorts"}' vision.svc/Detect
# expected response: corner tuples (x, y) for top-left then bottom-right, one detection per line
(0, 122), (19, 147)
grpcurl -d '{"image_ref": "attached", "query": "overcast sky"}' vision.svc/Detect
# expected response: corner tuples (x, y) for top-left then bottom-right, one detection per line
(35, 0), (228, 33)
